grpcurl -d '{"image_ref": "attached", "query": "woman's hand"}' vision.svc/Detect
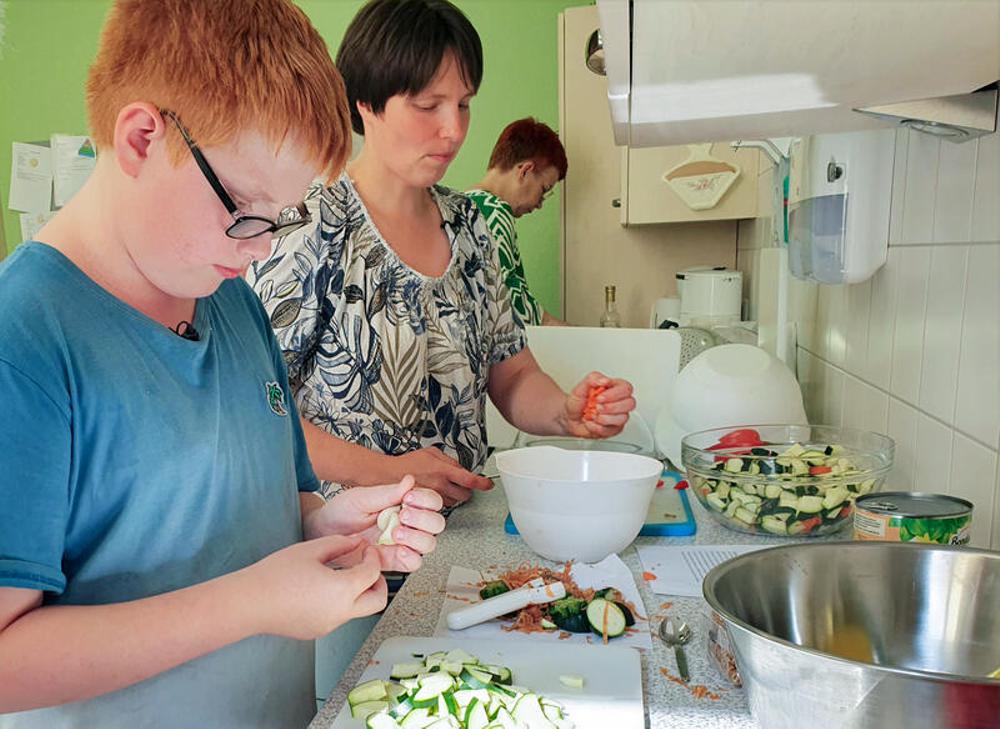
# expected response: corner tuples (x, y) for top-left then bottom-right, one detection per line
(561, 372), (636, 439)
(239, 536), (387, 640)
(303, 475), (446, 572)
(387, 447), (492, 508)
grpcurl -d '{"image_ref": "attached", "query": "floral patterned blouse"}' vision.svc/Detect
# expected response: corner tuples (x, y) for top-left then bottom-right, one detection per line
(466, 189), (544, 326)
(249, 174), (526, 497)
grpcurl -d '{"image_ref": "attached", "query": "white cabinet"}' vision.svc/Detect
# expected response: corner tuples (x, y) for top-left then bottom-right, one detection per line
(620, 143), (759, 225)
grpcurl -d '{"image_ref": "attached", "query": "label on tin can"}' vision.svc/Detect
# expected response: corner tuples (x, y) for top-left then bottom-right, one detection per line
(854, 493), (972, 545)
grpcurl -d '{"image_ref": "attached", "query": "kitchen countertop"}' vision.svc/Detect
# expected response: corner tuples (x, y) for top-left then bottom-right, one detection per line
(310, 477), (840, 729)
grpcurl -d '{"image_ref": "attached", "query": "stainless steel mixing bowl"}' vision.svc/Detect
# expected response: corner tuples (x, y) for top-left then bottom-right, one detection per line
(704, 542), (1000, 728)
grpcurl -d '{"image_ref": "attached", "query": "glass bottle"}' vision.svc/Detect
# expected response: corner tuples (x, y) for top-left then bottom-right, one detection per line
(599, 285), (622, 328)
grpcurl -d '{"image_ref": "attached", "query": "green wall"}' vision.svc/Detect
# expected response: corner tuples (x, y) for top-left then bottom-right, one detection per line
(0, 0), (584, 316)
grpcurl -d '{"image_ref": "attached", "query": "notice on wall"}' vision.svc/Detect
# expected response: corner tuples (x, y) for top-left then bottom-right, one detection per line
(8, 142), (52, 213)
(51, 134), (96, 208)
(19, 210), (56, 243)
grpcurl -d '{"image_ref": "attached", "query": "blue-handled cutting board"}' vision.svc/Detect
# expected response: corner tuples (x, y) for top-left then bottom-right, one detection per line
(504, 468), (697, 537)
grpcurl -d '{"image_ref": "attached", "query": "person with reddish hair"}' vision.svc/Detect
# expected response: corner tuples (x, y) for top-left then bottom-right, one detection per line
(0, 1), (445, 726)
(468, 117), (568, 326)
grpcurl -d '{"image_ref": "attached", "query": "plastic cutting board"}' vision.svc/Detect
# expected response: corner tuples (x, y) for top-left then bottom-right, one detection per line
(330, 635), (644, 729)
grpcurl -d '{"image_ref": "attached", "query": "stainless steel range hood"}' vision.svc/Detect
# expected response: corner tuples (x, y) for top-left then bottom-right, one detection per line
(597, 0), (1000, 147)
(854, 86), (998, 143)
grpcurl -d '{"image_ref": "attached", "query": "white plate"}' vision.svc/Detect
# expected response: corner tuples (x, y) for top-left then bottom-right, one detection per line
(330, 635), (644, 728)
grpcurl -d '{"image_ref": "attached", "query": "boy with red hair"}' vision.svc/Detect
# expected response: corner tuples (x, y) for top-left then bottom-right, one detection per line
(0, 2), (444, 726)
(468, 117), (569, 326)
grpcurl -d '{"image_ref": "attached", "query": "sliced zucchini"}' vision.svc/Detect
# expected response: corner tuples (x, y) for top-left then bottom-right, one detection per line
(558, 674), (584, 689)
(511, 694), (551, 727)
(367, 712), (403, 729)
(778, 491), (799, 510)
(465, 699), (490, 729)
(797, 495), (824, 513)
(613, 601), (636, 626)
(459, 667), (496, 690)
(764, 483), (783, 499)
(705, 493), (727, 511)
(821, 487), (849, 510)
(784, 443), (806, 458)
(352, 700), (390, 720)
(391, 663), (425, 680)
(761, 515), (788, 535)
(399, 709), (434, 729)
(412, 673), (455, 704)
(586, 598), (627, 639)
(349, 679), (389, 707)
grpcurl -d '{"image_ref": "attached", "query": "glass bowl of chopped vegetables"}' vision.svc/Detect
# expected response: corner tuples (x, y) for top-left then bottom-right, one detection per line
(681, 424), (894, 537)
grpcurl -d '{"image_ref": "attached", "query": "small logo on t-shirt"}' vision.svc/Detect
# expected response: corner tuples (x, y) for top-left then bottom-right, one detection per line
(264, 381), (288, 417)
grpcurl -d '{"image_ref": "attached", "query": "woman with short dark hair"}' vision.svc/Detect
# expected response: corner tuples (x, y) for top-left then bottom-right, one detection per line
(250, 0), (635, 507)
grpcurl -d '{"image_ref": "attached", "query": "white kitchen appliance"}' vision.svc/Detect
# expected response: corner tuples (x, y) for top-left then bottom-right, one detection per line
(649, 296), (680, 328)
(675, 266), (742, 328)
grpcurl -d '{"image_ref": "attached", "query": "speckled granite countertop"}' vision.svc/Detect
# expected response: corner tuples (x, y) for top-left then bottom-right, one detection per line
(310, 477), (841, 729)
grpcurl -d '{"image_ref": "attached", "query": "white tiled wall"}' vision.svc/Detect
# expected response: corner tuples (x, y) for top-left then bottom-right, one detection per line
(741, 128), (1000, 550)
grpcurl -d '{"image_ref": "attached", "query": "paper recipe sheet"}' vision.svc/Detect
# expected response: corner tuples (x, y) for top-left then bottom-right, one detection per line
(434, 555), (652, 649)
(637, 544), (771, 597)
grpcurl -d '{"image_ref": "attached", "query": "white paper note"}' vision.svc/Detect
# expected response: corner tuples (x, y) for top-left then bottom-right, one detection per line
(51, 134), (96, 208)
(9, 142), (52, 213)
(637, 544), (771, 597)
(434, 554), (652, 649)
(19, 210), (56, 243)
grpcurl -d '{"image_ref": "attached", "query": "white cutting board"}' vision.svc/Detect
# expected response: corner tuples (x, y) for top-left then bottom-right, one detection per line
(329, 635), (644, 729)
(486, 326), (681, 451)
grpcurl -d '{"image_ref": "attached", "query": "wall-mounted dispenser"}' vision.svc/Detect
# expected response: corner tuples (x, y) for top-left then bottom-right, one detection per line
(787, 129), (895, 285)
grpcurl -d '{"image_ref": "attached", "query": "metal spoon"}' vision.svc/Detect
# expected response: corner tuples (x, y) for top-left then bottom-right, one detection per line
(659, 618), (692, 682)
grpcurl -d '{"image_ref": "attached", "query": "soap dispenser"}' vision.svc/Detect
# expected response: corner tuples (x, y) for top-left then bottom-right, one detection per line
(787, 129), (895, 284)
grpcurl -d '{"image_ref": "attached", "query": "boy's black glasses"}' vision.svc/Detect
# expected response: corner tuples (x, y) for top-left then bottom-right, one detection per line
(160, 109), (311, 240)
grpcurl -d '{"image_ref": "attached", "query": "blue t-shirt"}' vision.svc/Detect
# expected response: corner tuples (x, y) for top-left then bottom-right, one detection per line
(0, 243), (320, 729)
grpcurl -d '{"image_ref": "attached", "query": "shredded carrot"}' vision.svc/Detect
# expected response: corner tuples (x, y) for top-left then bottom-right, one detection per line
(583, 385), (607, 421)
(660, 602), (674, 610)
(642, 571), (657, 582)
(480, 562), (598, 635)
(659, 668), (723, 700)
(601, 601), (610, 644)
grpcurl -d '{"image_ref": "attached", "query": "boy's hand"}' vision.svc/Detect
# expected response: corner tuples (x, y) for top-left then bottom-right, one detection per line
(562, 372), (636, 439)
(303, 475), (446, 572)
(243, 536), (387, 640)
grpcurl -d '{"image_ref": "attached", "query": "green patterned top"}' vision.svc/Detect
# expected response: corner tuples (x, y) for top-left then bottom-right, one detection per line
(467, 189), (543, 326)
